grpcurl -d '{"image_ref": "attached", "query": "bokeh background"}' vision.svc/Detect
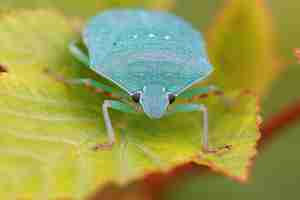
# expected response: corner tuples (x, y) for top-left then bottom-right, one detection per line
(164, 1), (300, 200)
(0, 0), (299, 199)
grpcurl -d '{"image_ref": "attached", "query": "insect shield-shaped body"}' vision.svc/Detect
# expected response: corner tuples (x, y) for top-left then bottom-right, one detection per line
(68, 9), (218, 151)
(83, 9), (213, 118)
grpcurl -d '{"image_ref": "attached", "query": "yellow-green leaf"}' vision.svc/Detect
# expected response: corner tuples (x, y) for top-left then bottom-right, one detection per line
(0, 10), (259, 199)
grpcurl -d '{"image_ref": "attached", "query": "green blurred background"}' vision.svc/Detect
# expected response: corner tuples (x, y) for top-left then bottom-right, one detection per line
(0, 0), (299, 199)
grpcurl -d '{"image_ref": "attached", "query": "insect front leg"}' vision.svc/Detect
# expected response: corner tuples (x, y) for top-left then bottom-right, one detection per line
(167, 104), (231, 153)
(94, 100), (137, 150)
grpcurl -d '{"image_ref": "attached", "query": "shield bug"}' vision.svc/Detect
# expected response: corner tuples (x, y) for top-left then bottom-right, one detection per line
(59, 9), (226, 152)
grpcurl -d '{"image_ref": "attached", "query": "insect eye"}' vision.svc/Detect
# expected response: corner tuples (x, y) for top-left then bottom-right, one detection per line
(168, 94), (176, 104)
(131, 92), (141, 103)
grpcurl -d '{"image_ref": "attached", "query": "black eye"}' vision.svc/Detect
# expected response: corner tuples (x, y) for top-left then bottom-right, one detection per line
(168, 94), (176, 104)
(131, 92), (141, 103)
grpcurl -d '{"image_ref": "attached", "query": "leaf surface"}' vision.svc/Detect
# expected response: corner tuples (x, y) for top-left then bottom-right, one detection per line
(0, 10), (259, 199)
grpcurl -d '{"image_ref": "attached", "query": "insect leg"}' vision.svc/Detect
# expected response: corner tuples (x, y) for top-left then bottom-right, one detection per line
(167, 104), (231, 153)
(177, 85), (232, 107)
(178, 85), (224, 100)
(94, 100), (137, 150)
(65, 78), (124, 99)
(45, 68), (128, 99)
(69, 40), (90, 67)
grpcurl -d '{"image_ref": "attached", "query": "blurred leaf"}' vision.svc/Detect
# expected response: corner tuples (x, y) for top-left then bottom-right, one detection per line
(0, 0), (175, 17)
(0, 10), (259, 199)
(294, 48), (300, 64)
(207, 0), (280, 95)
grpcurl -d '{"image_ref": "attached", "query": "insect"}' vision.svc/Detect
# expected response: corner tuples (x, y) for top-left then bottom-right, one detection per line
(54, 9), (226, 152)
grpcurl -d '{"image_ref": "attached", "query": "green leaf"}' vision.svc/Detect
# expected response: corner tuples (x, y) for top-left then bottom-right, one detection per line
(207, 0), (280, 95)
(0, 10), (259, 199)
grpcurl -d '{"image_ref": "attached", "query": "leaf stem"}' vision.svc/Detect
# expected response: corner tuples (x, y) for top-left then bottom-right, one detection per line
(259, 99), (300, 145)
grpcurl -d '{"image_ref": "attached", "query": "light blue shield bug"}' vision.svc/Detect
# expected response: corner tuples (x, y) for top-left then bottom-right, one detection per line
(64, 9), (226, 152)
